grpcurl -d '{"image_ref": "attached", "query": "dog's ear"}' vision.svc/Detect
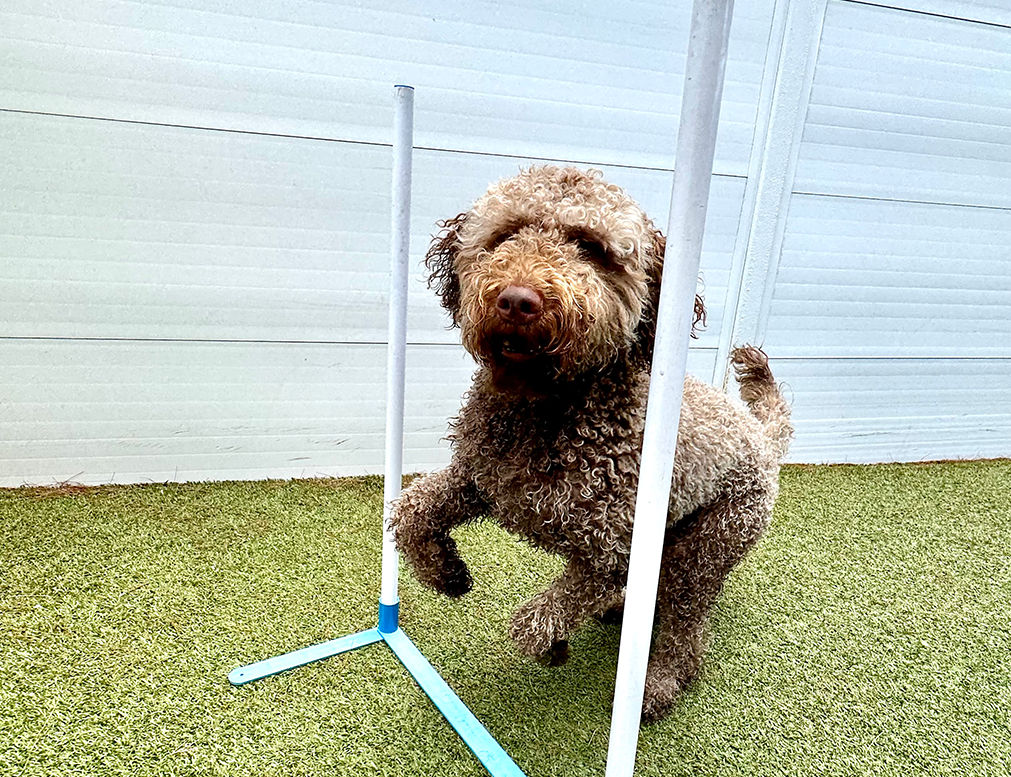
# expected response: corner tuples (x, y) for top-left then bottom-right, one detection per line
(633, 230), (706, 363)
(425, 213), (468, 325)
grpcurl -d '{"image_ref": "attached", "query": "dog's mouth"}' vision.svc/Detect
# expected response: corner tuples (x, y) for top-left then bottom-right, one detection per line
(493, 333), (543, 363)
(480, 331), (557, 398)
(482, 325), (561, 367)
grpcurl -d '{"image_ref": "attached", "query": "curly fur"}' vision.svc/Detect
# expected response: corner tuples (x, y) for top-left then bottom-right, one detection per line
(392, 166), (792, 722)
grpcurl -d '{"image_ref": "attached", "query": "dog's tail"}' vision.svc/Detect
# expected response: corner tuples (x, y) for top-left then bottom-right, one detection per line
(731, 346), (793, 459)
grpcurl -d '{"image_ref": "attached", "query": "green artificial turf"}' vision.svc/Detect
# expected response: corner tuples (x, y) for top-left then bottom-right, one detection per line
(2, 461), (1009, 777)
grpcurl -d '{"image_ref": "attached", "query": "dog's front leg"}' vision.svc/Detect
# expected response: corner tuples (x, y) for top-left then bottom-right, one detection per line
(509, 560), (624, 665)
(390, 462), (488, 598)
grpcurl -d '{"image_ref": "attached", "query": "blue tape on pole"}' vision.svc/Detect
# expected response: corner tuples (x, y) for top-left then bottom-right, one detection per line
(383, 628), (526, 777)
(378, 601), (400, 634)
(228, 628), (382, 686)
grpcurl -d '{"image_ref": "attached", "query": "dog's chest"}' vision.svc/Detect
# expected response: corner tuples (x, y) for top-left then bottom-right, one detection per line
(460, 396), (644, 553)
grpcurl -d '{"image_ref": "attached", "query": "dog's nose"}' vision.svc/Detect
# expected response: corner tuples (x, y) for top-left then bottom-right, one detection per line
(496, 285), (544, 324)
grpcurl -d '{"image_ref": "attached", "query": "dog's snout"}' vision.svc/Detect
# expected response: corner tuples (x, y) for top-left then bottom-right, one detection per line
(496, 285), (544, 324)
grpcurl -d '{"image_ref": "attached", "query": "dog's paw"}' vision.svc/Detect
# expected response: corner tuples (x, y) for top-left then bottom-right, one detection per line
(597, 604), (625, 626)
(640, 659), (694, 723)
(508, 597), (563, 658)
(429, 556), (473, 598)
(640, 692), (676, 724)
(533, 640), (570, 667)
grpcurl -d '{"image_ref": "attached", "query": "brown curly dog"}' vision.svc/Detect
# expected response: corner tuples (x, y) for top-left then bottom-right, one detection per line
(391, 165), (792, 722)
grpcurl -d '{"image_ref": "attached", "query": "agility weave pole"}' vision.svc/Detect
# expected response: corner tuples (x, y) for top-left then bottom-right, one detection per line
(229, 85), (525, 777)
(605, 0), (735, 773)
(230, 0), (734, 768)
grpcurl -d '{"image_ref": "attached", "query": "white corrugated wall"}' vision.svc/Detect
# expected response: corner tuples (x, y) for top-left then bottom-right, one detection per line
(761, 0), (1011, 462)
(1, 0), (1008, 485)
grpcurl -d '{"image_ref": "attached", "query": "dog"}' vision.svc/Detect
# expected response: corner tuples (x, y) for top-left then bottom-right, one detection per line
(391, 165), (791, 721)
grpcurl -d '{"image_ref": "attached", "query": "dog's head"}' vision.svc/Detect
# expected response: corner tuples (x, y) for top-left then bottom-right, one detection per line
(426, 166), (704, 394)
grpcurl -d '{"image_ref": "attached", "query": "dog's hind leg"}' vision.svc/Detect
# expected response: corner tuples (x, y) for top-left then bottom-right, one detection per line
(641, 487), (772, 722)
(390, 462), (489, 598)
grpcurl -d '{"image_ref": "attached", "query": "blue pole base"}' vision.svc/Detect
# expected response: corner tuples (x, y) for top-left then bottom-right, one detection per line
(378, 601), (399, 633)
(228, 605), (526, 777)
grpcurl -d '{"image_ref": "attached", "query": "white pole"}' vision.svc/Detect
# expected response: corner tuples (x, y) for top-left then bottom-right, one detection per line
(381, 85), (414, 610)
(604, 2), (734, 775)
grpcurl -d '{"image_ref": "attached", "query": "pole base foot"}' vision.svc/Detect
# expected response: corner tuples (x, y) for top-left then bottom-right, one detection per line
(228, 616), (524, 776)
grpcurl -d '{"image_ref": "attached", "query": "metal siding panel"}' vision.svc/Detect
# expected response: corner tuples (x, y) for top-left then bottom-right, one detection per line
(759, 1), (1011, 464)
(773, 356), (1011, 463)
(0, 0), (775, 175)
(847, 0), (1011, 28)
(0, 340), (718, 486)
(0, 340), (474, 485)
(795, 1), (1011, 207)
(766, 194), (1011, 357)
(1, 110), (743, 351)
(6, 0), (1009, 479)
(0, 0), (757, 483)
(1, 113), (400, 342)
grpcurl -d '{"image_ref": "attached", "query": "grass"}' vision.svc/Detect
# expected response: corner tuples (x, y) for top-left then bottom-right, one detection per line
(1, 461), (1009, 777)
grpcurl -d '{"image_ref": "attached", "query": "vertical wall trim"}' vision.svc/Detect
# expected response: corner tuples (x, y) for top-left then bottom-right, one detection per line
(713, 0), (829, 387)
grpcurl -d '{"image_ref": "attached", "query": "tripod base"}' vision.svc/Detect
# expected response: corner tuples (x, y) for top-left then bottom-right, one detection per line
(229, 603), (525, 777)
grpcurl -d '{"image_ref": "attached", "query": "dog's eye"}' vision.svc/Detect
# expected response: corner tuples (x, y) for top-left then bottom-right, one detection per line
(575, 238), (612, 267)
(487, 232), (513, 250)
